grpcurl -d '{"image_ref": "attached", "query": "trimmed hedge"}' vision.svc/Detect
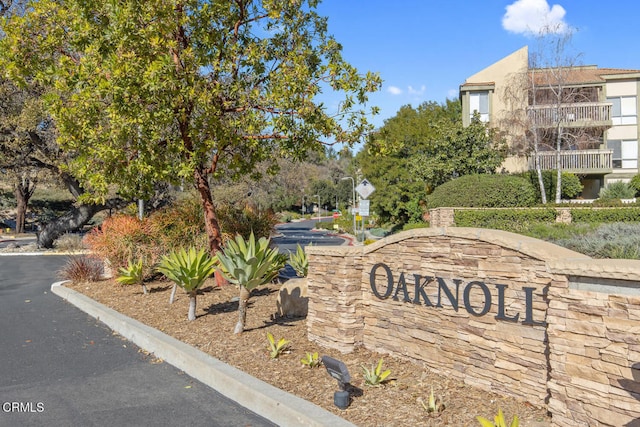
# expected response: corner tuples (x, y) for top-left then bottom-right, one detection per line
(571, 208), (640, 223)
(427, 174), (538, 208)
(455, 208), (557, 232)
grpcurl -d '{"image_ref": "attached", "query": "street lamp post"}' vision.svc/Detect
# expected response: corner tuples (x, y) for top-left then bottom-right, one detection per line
(340, 176), (356, 237)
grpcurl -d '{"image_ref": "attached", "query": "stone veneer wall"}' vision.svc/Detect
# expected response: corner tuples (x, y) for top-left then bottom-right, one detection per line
(305, 228), (640, 426)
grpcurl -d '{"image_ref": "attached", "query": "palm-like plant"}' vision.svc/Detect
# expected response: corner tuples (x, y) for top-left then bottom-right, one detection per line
(215, 232), (285, 334)
(115, 258), (147, 294)
(156, 247), (216, 321)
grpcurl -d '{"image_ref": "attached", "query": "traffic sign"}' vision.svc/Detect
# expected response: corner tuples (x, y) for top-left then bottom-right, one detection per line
(356, 179), (375, 200)
(359, 199), (370, 216)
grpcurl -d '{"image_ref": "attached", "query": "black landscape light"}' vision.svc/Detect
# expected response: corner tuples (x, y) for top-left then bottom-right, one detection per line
(321, 355), (351, 409)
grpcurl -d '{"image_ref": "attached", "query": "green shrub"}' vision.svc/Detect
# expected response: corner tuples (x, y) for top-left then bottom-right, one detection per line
(427, 175), (537, 209)
(217, 204), (278, 241)
(630, 174), (640, 196)
(454, 208), (557, 232)
(521, 171), (583, 201)
(599, 181), (636, 200)
(146, 200), (207, 253)
(571, 207), (640, 223)
(402, 222), (429, 231)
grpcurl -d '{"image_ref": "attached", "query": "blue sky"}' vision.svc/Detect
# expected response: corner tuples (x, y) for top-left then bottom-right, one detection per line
(315, 0), (640, 133)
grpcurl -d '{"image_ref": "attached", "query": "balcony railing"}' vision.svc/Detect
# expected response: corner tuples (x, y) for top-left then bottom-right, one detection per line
(527, 102), (612, 128)
(528, 149), (613, 173)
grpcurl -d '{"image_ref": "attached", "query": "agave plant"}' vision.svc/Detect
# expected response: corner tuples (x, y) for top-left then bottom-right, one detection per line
(156, 247), (216, 321)
(215, 232), (285, 334)
(287, 244), (309, 277)
(477, 409), (519, 427)
(115, 258), (147, 294)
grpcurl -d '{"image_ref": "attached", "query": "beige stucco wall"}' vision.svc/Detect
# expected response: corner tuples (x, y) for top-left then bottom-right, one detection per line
(461, 46), (529, 129)
(306, 228), (640, 426)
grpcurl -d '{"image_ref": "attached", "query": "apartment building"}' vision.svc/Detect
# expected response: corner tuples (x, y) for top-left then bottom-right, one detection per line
(459, 46), (640, 198)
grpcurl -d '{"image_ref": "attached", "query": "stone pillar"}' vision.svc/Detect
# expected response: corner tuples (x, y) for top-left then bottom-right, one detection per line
(305, 247), (364, 353)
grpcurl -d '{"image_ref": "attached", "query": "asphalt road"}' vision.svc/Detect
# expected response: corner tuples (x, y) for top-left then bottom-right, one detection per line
(271, 218), (349, 254)
(0, 255), (275, 427)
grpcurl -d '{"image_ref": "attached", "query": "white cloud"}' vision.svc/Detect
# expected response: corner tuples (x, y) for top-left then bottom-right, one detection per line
(447, 89), (459, 99)
(387, 86), (403, 95)
(502, 0), (569, 36)
(408, 85), (426, 96)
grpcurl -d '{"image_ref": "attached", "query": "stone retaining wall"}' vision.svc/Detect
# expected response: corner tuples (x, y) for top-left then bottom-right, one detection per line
(306, 228), (640, 426)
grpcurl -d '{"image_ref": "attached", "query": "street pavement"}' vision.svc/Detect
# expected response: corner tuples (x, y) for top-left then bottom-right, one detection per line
(0, 255), (275, 427)
(271, 218), (350, 254)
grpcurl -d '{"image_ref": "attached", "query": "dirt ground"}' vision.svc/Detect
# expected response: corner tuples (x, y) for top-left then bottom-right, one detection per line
(64, 276), (551, 427)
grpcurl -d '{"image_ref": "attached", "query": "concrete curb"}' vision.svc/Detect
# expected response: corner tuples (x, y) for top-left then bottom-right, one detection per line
(50, 281), (354, 427)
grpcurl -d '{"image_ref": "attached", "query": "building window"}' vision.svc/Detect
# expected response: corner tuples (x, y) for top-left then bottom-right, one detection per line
(469, 92), (489, 122)
(608, 96), (637, 125)
(607, 139), (638, 168)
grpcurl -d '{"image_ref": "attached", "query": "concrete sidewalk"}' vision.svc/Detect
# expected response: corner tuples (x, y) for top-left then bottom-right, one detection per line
(51, 282), (354, 427)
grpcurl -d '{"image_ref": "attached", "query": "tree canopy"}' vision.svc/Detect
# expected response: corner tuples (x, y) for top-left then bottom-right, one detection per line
(356, 100), (506, 225)
(1, 0), (380, 252)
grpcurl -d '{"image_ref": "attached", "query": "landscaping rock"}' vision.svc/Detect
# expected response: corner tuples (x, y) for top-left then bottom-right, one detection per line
(276, 277), (307, 318)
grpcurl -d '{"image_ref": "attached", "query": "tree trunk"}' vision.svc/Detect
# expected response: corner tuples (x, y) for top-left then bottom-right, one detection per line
(234, 286), (251, 334)
(15, 192), (27, 234)
(555, 126), (563, 204)
(37, 203), (102, 248)
(188, 292), (197, 321)
(194, 165), (222, 256)
(14, 176), (37, 234)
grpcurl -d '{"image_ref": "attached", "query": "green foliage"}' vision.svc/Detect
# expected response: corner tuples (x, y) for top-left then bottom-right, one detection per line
(58, 255), (103, 283)
(266, 332), (290, 359)
(554, 223), (640, 259)
(571, 207), (640, 223)
(427, 175), (538, 208)
(217, 204), (278, 242)
(402, 222), (429, 231)
(454, 208), (557, 233)
(215, 233), (284, 291)
(300, 352), (321, 368)
(598, 181), (636, 200)
(157, 247), (216, 320)
(420, 386), (445, 414)
(362, 358), (391, 387)
(521, 171), (583, 201)
(288, 244), (308, 277)
(477, 409), (519, 427)
(145, 200), (208, 253)
(408, 115), (507, 190)
(630, 174), (640, 196)
(157, 247), (215, 293)
(115, 258), (147, 294)
(1, 0), (380, 253)
(356, 100), (462, 225)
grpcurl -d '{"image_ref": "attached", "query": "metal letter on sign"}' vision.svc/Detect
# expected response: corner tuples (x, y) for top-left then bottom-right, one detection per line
(355, 179), (375, 200)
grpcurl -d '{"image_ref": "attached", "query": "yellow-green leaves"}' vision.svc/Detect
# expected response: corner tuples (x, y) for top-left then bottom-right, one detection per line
(362, 358), (391, 387)
(476, 409), (519, 427)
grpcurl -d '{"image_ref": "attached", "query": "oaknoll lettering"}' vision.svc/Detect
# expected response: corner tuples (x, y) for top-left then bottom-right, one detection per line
(369, 263), (545, 326)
